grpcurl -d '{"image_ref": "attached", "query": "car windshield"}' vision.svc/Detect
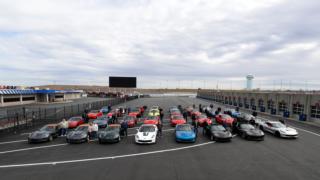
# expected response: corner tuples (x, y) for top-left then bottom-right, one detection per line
(176, 125), (192, 131)
(139, 126), (155, 132)
(173, 115), (183, 119)
(40, 125), (55, 131)
(211, 125), (226, 131)
(69, 117), (81, 121)
(146, 116), (157, 120)
(240, 124), (255, 130)
(75, 126), (88, 131)
(90, 110), (99, 113)
(272, 122), (286, 128)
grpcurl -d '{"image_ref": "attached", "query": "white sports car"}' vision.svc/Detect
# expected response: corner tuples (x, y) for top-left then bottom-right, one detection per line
(258, 120), (298, 138)
(135, 124), (158, 144)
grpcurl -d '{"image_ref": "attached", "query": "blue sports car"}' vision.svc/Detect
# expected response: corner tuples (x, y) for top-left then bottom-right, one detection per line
(175, 124), (196, 143)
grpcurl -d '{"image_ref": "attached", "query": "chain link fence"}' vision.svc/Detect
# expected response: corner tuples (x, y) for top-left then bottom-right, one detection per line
(0, 96), (138, 134)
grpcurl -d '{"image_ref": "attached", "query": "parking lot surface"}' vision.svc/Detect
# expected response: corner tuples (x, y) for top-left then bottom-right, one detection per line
(0, 97), (319, 180)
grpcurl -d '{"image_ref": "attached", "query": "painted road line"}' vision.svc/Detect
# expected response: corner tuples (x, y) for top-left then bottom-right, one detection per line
(0, 143), (68, 155)
(0, 141), (215, 168)
(0, 140), (27, 145)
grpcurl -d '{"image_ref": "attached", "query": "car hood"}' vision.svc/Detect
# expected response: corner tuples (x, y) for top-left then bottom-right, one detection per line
(68, 130), (87, 137)
(30, 131), (50, 138)
(144, 120), (158, 124)
(278, 127), (298, 135)
(176, 131), (195, 138)
(100, 131), (118, 138)
(245, 129), (264, 136)
(136, 132), (156, 139)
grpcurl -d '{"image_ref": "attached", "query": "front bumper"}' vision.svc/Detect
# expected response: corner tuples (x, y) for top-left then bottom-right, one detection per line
(99, 137), (119, 143)
(176, 137), (196, 143)
(67, 137), (87, 143)
(135, 138), (156, 144)
(280, 133), (298, 138)
(28, 137), (49, 143)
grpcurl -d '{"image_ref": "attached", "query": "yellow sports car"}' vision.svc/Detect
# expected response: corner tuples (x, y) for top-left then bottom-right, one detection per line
(148, 109), (160, 116)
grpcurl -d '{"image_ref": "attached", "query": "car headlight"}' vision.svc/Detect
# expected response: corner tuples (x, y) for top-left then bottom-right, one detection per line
(151, 135), (155, 138)
(135, 135), (139, 139)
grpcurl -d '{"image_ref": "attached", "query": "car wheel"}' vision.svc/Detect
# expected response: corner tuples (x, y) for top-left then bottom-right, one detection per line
(259, 126), (264, 131)
(275, 131), (281, 137)
(28, 138), (31, 144)
(48, 136), (53, 142)
(210, 135), (214, 141)
(241, 133), (246, 139)
(99, 139), (102, 144)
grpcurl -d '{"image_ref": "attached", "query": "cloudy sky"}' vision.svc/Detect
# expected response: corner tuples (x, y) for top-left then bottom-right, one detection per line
(0, 0), (319, 89)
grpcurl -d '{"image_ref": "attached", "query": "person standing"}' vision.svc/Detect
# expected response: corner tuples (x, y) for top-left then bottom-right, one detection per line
(202, 120), (208, 136)
(159, 108), (164, 122)
(183, 110), (188, 123)
(193, 120), (199, 136)
(157, 121), (162, 137)
(92, 123), (99, 139)
(191, 113), (196, 126)
(121, 120), (128, 137)
(59, 119), (68, 136)
(199, 104), (202, 113)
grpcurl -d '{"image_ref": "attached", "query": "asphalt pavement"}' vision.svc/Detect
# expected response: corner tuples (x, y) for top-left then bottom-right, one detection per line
(0, 97), (319, 180)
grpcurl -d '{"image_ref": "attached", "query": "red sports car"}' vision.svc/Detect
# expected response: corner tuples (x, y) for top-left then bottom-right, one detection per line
(128, 107), (141, 118)
(122, 115), (136, 128)
(143, 116), (160, 125)
(191, 110), (201, 117)
(196, 115), (212, 127)
(170, 115), (186, 127)
(67, 116), (85, 128)
(215, 114), (235, 126)
(87, 110), (103, 119)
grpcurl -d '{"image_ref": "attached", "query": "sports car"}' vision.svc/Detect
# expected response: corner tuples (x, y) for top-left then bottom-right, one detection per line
(28, 124), (59, 143)
(238, 113), (256, 123)
(148, 109), (160, 116)
(93, 116), (108, 128)
(204, 124), (232, 142)
(135, 124), (158, 144)
(67, 116), (85, 128)
(98, 124), (121, 143)
(215, 114), (235, 127)
(196, 115), (212, 127)
(170, 115), (186, 127)
(129, 107), (141, 118)
(122, 115), (136, 128)
(235, 123), (264, 140)
(66, 124), (90, 143)
(258, 120), (298, 138)
(224, 109), (241, 118)
(175, 124), (196, 143)
(170, 109), (181, 116)
(143, 116), (160, 125)
(191, 110), (201, 117)
(87, 110), (103, 119)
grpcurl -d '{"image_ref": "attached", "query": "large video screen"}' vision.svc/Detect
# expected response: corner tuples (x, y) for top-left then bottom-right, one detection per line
(109, 76), (137, 88)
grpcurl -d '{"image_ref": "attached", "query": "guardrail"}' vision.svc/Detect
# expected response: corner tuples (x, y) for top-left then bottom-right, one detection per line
(0, 96), (138, 135)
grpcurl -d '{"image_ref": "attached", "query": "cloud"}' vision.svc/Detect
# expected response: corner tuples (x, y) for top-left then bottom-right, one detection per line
(0, 0), (319, 89)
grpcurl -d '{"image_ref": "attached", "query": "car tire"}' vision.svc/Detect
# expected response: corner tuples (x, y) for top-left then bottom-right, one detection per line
(66, 139), (70, 143)
(99, 139), (102, 144)
(275, 131), (281, 137)
(210, 135), (214, 141)
(241, 133), (246, 139)
(28, 138), (31, 144)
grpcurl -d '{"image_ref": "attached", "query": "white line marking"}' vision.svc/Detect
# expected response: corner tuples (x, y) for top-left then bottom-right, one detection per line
(0, 140), (27, 145)
(0, 143), (67, 155)
(0, 141), (214, 168)
(20, 133), (31, 136)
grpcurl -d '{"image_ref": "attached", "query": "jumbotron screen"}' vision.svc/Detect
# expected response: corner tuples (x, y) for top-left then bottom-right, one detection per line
(109, 76), (137, 88)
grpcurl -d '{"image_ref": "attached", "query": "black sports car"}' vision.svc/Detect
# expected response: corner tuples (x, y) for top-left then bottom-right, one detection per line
(66, 124), (89, 143)
(237, 113), (256, 124)
(93, 116), (108, 128)
(98, 124), (121, 143)
(28, 124), (59, 143)
(204, 124), (232, 142)
(235, 123), (264, 140)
